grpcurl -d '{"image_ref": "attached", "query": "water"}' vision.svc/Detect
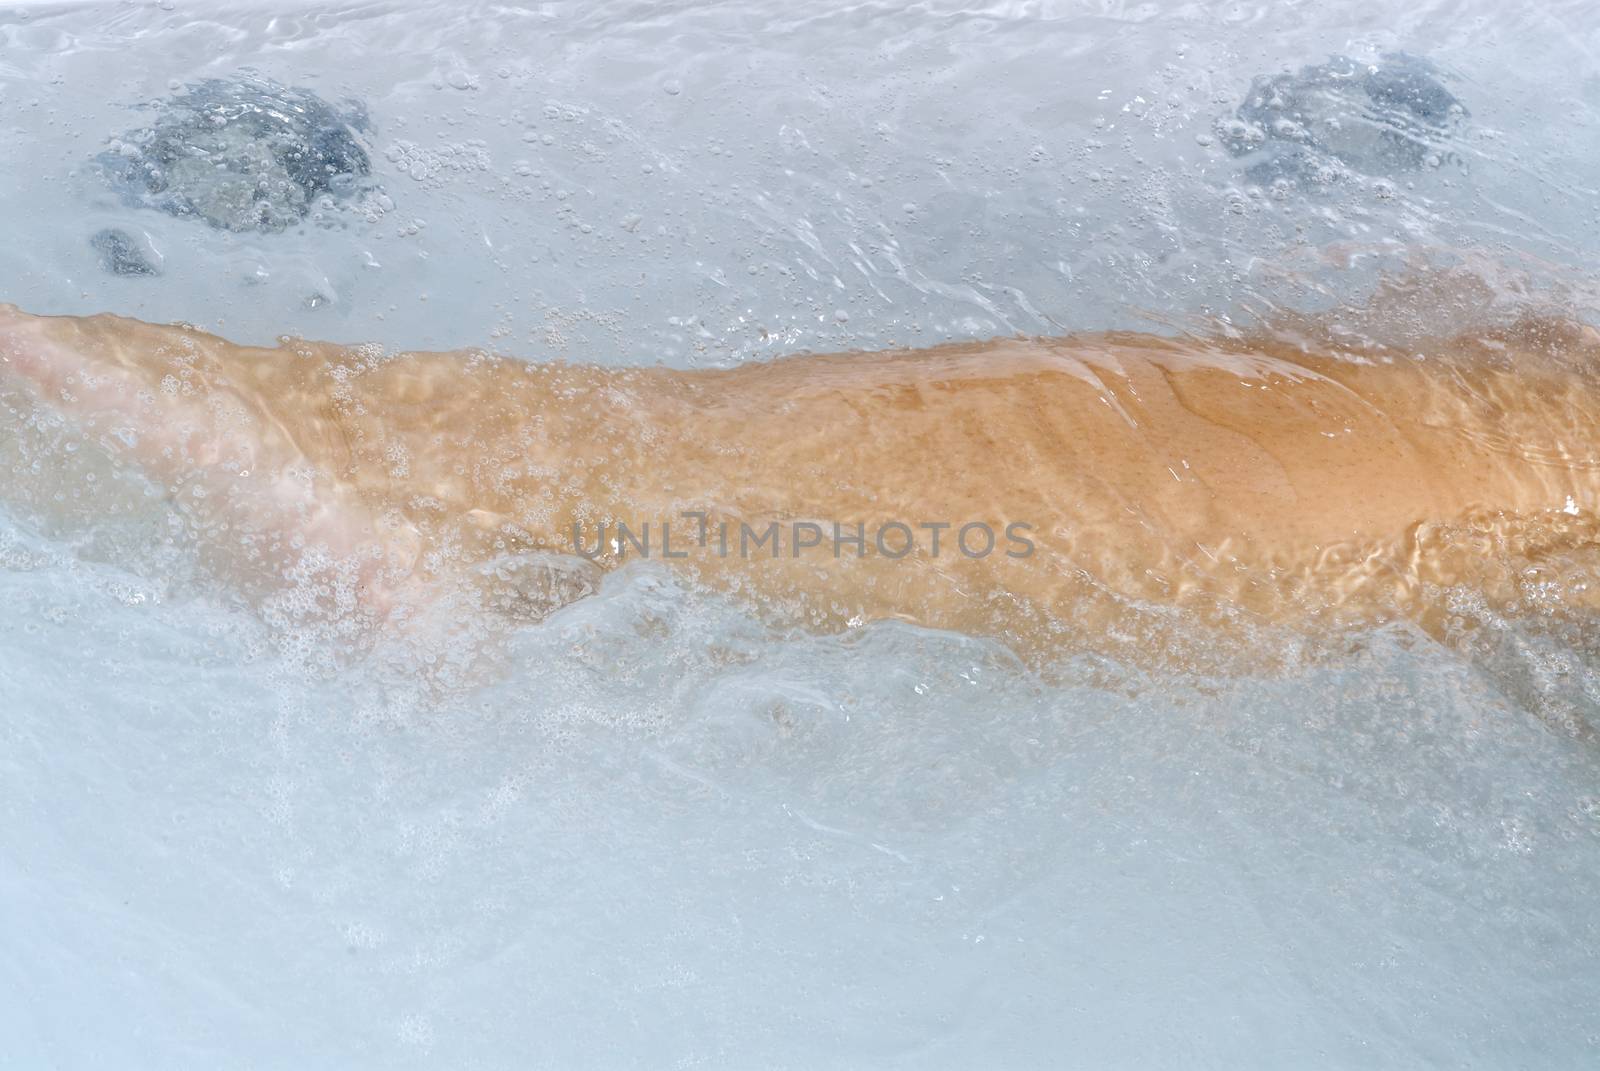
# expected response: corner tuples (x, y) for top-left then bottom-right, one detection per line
(2, 0), (1599, 1066)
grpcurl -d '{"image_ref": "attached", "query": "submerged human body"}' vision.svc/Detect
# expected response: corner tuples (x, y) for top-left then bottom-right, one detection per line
(1, 304), (1597, 667)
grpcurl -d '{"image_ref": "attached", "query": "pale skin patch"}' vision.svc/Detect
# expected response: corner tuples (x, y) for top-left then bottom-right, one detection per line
(0, 302), (1596, 669)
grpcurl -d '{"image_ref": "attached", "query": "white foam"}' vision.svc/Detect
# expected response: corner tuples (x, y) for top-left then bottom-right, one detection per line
(1, 0), (1599, 1065)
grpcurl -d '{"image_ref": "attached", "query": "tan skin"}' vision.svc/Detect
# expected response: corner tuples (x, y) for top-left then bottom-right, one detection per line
(1, 303), (1597, 669)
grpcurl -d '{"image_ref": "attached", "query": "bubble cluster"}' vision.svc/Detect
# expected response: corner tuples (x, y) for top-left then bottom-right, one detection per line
(1215, 53), (1468, 186)
(97, 75), (372, 233)
(89, 227), (161, 277)
(383, 139), (492, 189)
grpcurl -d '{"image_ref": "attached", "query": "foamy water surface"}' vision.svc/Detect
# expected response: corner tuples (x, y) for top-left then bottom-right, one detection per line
(1, 0), (1598, 1065)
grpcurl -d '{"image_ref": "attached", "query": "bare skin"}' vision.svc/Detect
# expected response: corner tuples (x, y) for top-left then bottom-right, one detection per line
(1, 303), (1597, 668)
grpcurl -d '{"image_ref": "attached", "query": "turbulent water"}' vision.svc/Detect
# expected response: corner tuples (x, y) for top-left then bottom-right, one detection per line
(2, 0), (1599, 1066)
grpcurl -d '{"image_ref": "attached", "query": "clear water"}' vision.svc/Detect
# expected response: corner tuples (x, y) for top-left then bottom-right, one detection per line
(2, 0), (1599, 1066)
